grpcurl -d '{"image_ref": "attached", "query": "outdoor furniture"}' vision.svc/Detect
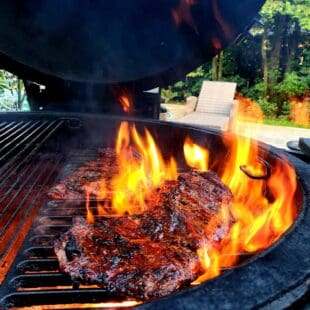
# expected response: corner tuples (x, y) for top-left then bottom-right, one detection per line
(174, 81), (238, 131)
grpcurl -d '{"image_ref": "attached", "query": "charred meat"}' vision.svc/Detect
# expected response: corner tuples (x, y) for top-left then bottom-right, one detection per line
(48, 148), (117, 200)
(54, 170), (233, 300)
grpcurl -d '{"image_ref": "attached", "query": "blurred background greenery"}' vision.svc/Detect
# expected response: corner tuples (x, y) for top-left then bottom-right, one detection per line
(162, 0), (309, 127)
(0, 0), (309, 127)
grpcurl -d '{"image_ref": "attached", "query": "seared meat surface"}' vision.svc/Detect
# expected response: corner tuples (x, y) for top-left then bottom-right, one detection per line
(54, 170), (233, 300)
(48, 148), (117, 200)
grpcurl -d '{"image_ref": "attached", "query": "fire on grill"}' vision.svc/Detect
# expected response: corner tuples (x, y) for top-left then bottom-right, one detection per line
(0, 1), (307, 307)
(49, 120), (298, 302)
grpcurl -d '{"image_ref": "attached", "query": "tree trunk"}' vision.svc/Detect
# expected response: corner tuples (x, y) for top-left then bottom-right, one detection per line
(269, 13), (287, 84)
(261, 23), (269, 97)
(211, 55), (218, 80)
(285, 19), (301, 73)
(218, 51), (223, 80)
(268, 12), (287, 116)
(17, 79), (21, 110)
(211, 52), (224, 81)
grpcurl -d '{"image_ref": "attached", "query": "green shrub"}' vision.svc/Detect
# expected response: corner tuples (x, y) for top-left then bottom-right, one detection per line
(161, 87), (179, 102)
(246, 81), (265, 101)
(0, 71), (9, 93)
(257, 98), (277, 117)
(276, 72), (309, 98)
(0, 81), (9, 93)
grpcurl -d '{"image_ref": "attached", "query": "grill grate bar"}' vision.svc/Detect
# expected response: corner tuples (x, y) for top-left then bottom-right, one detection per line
(0, 120), (53, 162)
(9, 274), (72, 290)
(0, 159), (46, 214)
(0, 159), (59, 238)
(1, 289), (125, 308)
(0, 121), (41, 156)
(0, 121), (8, 130)
(0, 121), (19, 136)
(0, 155), (62, 285)
(0, 119), (64, 187)
(24, 246), (57, 259)
(16, 259), (59, 274)
(28, 235), (56, 247)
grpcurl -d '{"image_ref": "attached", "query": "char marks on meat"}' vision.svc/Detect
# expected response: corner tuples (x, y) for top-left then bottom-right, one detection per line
(48, 148), (117, 200)
(54, 170), (233, 300)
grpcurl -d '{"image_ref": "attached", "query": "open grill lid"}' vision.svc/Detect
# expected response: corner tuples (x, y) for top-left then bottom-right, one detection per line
(0, 0), (264, 88)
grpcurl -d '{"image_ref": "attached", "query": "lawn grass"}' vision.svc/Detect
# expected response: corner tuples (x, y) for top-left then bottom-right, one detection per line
(263, 118), (309, 129)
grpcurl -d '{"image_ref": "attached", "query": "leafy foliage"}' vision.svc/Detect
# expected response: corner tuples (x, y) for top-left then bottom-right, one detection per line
(161, 0), (309, 121)
(0, 70), (28, 111)
(257, 98), (278, 117)
(276, 72), (310, 97)
(0, 71), (9, 93)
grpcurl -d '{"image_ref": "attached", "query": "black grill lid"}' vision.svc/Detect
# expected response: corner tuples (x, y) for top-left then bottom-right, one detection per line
(0, 0), (265, 88)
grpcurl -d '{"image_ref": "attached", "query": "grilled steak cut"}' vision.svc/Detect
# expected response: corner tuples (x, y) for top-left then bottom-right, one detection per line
(54, 170), (233, 300)
(48, 148), (117, 200)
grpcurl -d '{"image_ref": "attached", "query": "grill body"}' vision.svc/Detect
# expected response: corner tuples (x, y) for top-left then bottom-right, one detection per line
(0, 112), (309, 309)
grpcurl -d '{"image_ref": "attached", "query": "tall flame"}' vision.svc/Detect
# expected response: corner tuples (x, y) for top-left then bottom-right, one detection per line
(184, 118), (298, 282)
(91, 121), (177, 216)
(84, 117), (298, 289)
(183, 136), (209, 171)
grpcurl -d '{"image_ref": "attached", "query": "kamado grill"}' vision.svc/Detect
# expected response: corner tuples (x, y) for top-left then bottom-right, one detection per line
(0, 1), (309, 309)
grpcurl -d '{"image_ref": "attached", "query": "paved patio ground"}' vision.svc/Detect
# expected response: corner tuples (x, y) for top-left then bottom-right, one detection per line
(234, 121), (310, 149)
(162, 103), (310, 150)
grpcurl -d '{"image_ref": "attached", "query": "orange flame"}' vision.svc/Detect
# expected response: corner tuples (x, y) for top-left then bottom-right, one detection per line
(83, 116), (298, 289)
(85, 190), (95, 224)
(184, 116), (298, 283)
(183, 136), (209, 171)
(25, 301), (142, 309)
(119, 94), (131, 113)
(192, 240), (220, 284)
(111, 122), (177, 214)
(90, 121), (177, 217)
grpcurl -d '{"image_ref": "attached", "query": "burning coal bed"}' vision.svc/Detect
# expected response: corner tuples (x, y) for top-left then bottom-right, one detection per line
(49, 121), (299, 304)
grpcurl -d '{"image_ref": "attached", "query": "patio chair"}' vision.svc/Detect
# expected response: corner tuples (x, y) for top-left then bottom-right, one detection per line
(174, 81), (238, 131)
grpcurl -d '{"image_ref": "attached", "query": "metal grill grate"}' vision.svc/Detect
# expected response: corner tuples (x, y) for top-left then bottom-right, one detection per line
(0, 148), (132, 309)
(0, 119), (64, 286)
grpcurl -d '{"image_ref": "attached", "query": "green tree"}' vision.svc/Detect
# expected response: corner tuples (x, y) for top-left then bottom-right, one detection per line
(0, 70), (27, 110)
(161, 0), (309, 120)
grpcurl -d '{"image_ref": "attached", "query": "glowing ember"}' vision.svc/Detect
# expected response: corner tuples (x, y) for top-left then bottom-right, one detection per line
(24, 300), (141, 309)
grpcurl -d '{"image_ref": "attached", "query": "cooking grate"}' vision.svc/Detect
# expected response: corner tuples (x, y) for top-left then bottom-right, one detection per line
(0, 119), (65, 286)
(0, 148), (132, 309)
